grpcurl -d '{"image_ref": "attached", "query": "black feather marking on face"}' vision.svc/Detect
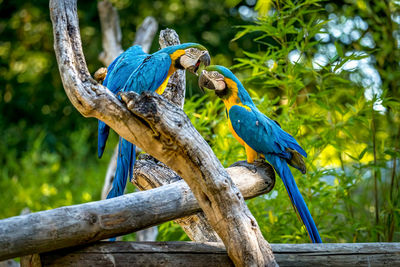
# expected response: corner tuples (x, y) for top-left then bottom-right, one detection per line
(175, 57), (184, 70)
(215, 82), (230, 99)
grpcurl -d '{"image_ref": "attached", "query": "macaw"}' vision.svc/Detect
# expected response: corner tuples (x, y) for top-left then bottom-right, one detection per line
(198, 65), (322, 243)
(99, 43), (211, 201)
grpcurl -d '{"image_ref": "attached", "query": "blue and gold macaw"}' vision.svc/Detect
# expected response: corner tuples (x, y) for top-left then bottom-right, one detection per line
(99, 43), (210, 200)
(198, 65), (322, 243)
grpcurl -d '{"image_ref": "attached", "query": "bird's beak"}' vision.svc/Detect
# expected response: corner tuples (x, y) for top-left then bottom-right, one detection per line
(187, 51), (211, 76)
(198, 70), (215, 92)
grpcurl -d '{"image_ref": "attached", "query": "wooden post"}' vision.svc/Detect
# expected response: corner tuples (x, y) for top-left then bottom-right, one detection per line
(34, 242), (400, 267)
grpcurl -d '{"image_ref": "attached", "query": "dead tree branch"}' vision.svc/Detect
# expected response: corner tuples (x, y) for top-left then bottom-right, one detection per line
(97, 0), (123, 66)
(49, 0), (277, 265)
(0, 162), (274, 261)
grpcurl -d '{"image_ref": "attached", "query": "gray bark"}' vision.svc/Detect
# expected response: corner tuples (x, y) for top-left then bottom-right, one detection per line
(36, 242), (400, 267)
(49, 0), (277, 265)
(0, 163), (274, 261)
(134, 17), (158, 54)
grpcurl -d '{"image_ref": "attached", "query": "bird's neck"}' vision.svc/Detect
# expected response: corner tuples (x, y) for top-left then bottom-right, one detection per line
(221, 78), (252, 112)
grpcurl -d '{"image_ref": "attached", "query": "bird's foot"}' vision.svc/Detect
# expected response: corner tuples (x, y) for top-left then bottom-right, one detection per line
(94, 67), (107, 83)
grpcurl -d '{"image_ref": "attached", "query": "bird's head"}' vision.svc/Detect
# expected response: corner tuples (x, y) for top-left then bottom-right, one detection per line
(161, 43), (211, 75)
(198, 65), (239, 97)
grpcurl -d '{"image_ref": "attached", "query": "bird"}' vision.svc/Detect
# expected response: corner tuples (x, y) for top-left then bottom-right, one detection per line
(198, 65), (322, 243)
(98, 43), (211, 201)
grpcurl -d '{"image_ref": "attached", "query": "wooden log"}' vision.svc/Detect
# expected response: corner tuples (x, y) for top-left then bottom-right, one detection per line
(49, 1), (277, 265)
(134, 156), (221, 242)
(36, 242), (400, 267)
(0, 163), (273, 261)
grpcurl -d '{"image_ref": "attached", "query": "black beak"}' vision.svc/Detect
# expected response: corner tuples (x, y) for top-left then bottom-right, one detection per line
(200, 51), (211, 67)
(187, 51), (211, 76)
(198, 70), (215, 92)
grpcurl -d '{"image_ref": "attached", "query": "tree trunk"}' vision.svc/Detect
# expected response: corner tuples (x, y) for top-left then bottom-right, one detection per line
(49, 0), (277, 265)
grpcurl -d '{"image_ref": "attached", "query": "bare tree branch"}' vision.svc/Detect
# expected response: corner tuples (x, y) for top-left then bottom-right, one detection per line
(98, 0), (158, 66)
(134, 17), (158, 53)
(97, 0), (123, 66)
(101, 145), (118, 200)
(49, 1), (277, 265)
(0, 162), (274, 261)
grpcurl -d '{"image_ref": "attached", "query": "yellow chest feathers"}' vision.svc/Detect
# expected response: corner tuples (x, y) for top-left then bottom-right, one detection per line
(155, 49), (185, 95)
(222, 78), (252, 145)
(222, 78), (251, 112)
(155, 66), (175, 95)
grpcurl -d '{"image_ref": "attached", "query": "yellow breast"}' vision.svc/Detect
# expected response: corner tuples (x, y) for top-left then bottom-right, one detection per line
(155, 49), (185, 95)
(228, 119), (246, 146)
(155, 63), (176, 95)
(223, 78), (258, 162)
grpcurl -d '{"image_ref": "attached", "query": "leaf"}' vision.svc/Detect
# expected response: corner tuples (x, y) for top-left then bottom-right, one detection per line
(335, 41), (344, 58)
(358, 147), (369, 160)
(231, 28), (251, 42)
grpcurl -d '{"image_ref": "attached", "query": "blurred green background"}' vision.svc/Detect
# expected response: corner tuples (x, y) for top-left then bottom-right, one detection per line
(0, 0), (399, 243)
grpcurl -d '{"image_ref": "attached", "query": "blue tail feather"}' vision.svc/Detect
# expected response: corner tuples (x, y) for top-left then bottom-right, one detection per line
(106, 138), (136, 199)
(265, 154), (322, 243)
(98, 120), (110, 158)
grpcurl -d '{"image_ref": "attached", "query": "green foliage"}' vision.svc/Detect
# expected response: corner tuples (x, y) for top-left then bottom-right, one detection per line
(182, 0), (399, 243)
(0, 125), (114, 218)
(1, 0), (399, 244)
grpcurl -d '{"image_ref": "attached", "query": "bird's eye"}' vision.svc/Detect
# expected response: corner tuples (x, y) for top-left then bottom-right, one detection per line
(211, 71), (219, 78)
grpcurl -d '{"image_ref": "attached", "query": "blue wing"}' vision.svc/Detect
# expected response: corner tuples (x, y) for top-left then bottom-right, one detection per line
(229, 105), (321, 243)
(122, 52), (171, 94)
(104, 52), (172, 201)
(229, 105), (306, 158)
(105, 46), (149, 93)
(98, 45), (148, 158)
